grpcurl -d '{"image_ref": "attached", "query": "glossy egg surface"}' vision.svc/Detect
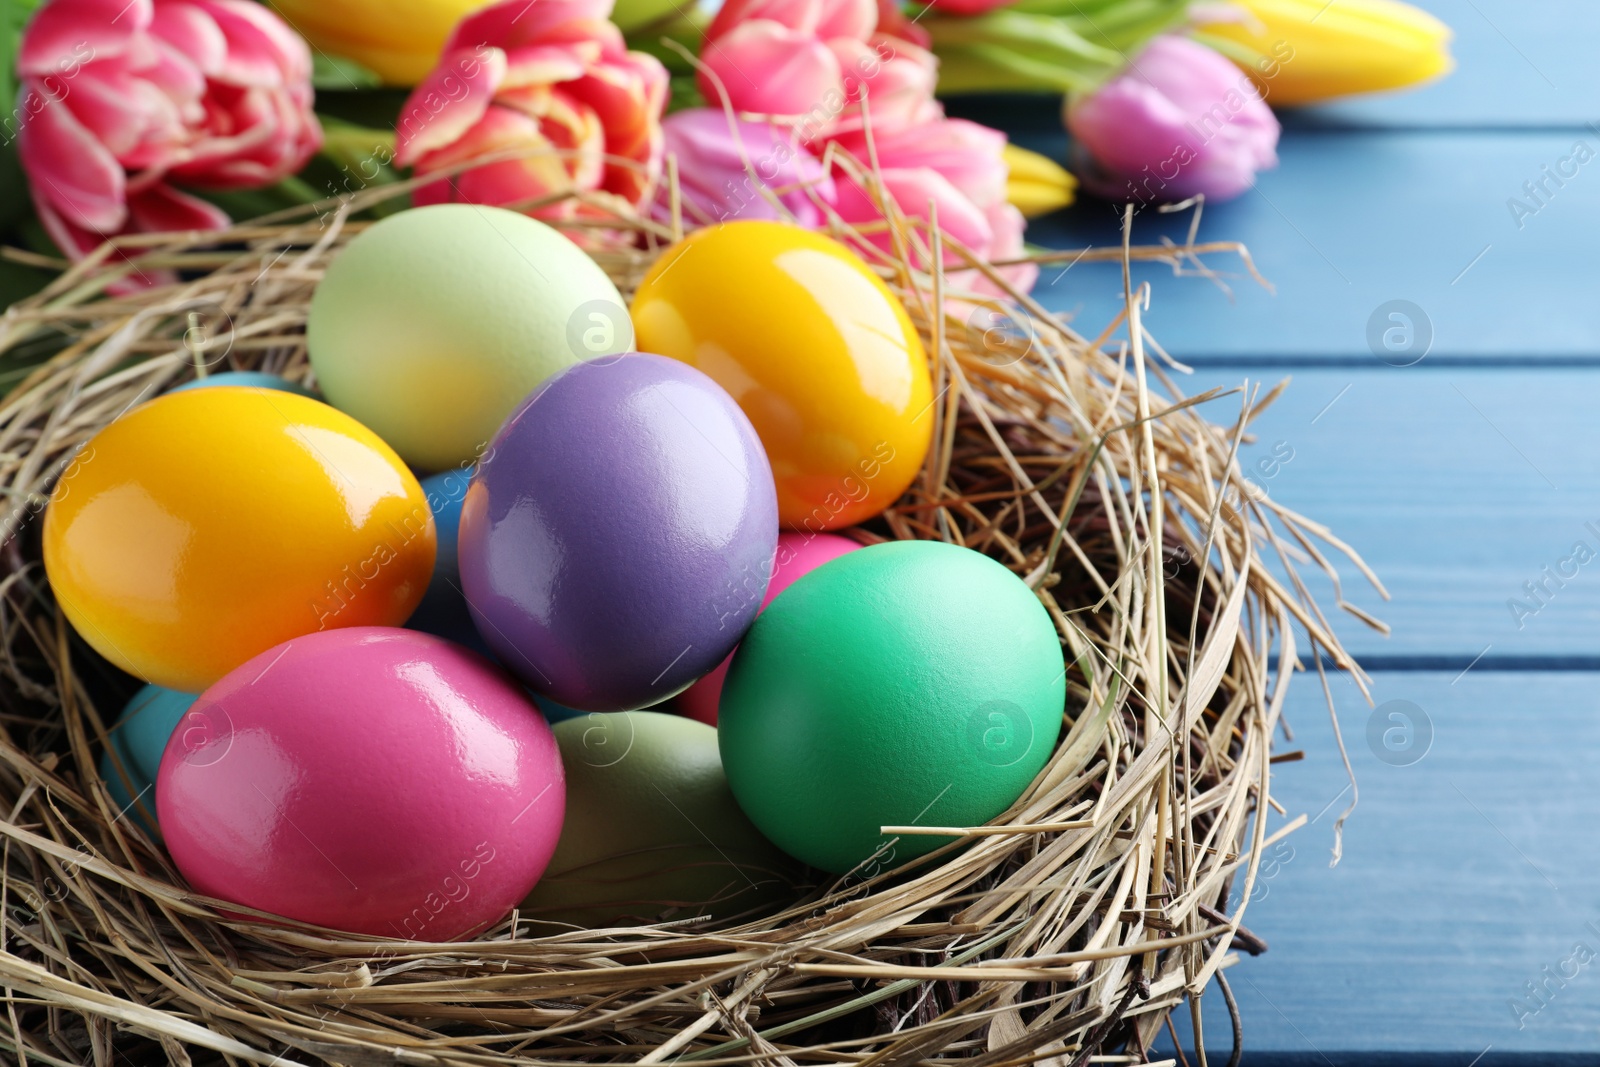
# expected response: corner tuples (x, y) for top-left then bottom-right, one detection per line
(43, 387), (435, 692)
(719, 540), (1066, 875)
(631, 221), (932, 530)
(157, 627), (565, 941)
(459, 353), (778, 711)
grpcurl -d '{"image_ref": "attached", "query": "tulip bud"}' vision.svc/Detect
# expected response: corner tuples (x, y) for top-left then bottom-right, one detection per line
(1197, 0), (1454, 107)
(1065, 34), (1279, 204)
(1002, 143), (1075, 218)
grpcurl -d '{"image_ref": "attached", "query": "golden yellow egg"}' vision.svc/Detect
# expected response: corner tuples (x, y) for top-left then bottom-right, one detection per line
(42, 388), (436, 692)
(631, 221), (932, 531)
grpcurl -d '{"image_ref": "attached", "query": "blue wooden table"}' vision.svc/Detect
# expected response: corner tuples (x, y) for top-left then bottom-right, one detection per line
(951, 1), (1600, 1059)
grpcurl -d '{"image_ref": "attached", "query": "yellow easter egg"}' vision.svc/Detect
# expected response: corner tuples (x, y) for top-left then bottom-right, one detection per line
(42, 388), (436, 692)
(631, 221), (932, 531)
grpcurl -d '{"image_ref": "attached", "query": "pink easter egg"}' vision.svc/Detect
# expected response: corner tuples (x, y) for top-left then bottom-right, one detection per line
(157, 627), (565, 941)
(677, 532), (861, 725)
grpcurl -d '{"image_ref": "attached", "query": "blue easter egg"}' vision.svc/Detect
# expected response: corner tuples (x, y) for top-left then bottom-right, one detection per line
(100, 684), (198, 831)
(170, 371), (318, 398)
(406, 465), (484, 652)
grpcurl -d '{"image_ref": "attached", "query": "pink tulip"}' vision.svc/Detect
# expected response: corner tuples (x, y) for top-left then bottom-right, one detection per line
(394, 0), (669, 222)
(824, 33), (940, 139)
(832, 116), (1036, 295)
(14, 0), (321, 263)
(875, 0), (931, 49)
(699, 0), (938, 144)
(1066, 34), (1279, 203)
(656, 109), (835, 227)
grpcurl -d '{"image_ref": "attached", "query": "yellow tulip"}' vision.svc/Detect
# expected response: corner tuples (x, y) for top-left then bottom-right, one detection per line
(1003, 143), (1077, 218)
(1199, 0), (1454, 107)
(270, 0), (495, 86)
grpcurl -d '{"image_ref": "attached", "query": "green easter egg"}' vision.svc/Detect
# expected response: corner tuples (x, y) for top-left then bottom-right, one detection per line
(307, 204), (630, 471)
(718, 540), (1066, 875)
(521, 711), (799, 928)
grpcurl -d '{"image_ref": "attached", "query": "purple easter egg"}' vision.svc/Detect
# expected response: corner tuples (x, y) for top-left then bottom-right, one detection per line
(459, 353), (779, 711)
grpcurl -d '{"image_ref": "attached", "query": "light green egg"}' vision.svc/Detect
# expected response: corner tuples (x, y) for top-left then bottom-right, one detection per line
(719, 540), (1067, 876)
(306, 204), (631, 471)
(521, 711), (800, 929)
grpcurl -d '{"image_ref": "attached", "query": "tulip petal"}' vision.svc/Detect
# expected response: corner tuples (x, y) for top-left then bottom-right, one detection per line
(1067, 35), (1279, 203)
(32, 193), (109, 261)
(394, 47), (509, 166)
(498, 44), (595, 89)
(709, 0), (822, 41)
(189, 0), (311, 88)
(814, 0), (876, 43)
(411, 103), (573, 205)
(446, 0), (617, 53)
(59, 64), (163, 160)
(17, 0), (149, 77)
(567, 52), (665, 154)
(657, 108), (834, 227)
(15, 79), (127, 233)
(148, 2), (229, 78)
(125, 181), (231, 232)
(874, 0), (930, 48)
(697, 21), (842, 120)
(830, 35), (940, 137)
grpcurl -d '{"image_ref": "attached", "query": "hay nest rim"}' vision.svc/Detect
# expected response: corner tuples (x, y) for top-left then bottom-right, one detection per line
(0, 149), (1384, 1067)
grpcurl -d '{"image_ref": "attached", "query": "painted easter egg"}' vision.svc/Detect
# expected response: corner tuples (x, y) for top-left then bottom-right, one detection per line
(459, 353), (778, 712)
(43, 387), (435, 692)
(307, 204), (632, 471)
(170, 370), (318, 398)
(631, 221), (931, 530)
(406, 465), (482, 651)
(158, 628), (565, 941)
(522, 711), (798, 928)
(677, 531), (861, 725)
(99, 685), (198, 831)
(719, 540), (1065, 875)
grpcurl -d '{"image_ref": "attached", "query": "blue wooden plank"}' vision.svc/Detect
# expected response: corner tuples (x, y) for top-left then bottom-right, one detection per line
(1150, 670), (1600, 1057)
(1015, 130), (1600, 359)
(1279, 0), (1600, 130)
(1180, 366), (1600, 660)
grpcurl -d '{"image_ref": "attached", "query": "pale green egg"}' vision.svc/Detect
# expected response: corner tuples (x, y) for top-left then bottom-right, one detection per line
(307, 204), (631, 471)
(521, 712), (800, 929)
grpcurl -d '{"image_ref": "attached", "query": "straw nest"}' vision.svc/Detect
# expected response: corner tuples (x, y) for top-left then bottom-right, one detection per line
(0, 149), (1383, 1067)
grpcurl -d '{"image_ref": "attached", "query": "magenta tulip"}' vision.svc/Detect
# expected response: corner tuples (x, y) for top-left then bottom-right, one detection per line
(14, 0), (321, 263)
(656, 109), (835, 226)
(394, 0), (668, 223)
(1067, 34), (1280, 203)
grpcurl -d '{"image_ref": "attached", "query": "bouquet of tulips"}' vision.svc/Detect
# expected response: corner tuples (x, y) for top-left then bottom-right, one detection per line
(0, 0), (1452, 306)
